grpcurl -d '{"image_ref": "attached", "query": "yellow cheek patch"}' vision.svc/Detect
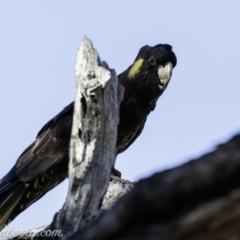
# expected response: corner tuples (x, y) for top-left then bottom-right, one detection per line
(128, 58), (144, 79)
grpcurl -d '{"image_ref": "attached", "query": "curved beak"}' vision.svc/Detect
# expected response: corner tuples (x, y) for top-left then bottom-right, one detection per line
(157, 62), (173, 90)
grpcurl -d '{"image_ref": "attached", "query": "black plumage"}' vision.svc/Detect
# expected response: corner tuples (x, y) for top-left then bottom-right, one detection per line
(0, 44), (177, 229)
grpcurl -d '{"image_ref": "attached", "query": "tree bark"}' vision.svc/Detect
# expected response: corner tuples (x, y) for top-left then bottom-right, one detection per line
(71, 133), (240, 240)
(36, 36), (124, 240)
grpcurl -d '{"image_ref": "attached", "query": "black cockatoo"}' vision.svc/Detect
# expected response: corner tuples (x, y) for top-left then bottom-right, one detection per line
(0, 43), (177, 229)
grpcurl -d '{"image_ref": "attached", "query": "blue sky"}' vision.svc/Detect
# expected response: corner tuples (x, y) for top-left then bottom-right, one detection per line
(0, 0), (240, 231)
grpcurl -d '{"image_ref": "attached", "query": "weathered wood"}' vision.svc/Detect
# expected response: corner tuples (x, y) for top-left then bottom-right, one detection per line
(52, 37), (123, 239)
(70, 133), (240, 240)
(101, 179), (134, 212)
(34, 37), (123, 240)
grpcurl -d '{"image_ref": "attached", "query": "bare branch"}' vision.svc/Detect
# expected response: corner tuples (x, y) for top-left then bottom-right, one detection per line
(52, 37), (123, 239)
(35, 37), (124, 240)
